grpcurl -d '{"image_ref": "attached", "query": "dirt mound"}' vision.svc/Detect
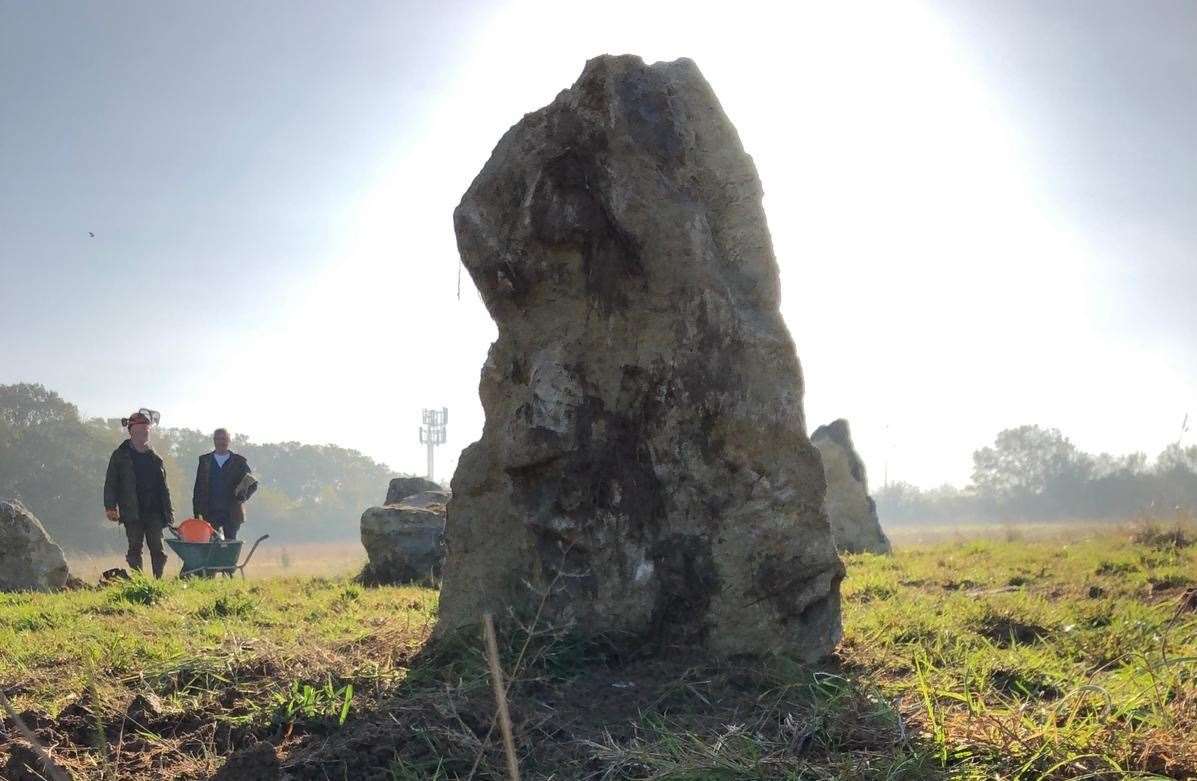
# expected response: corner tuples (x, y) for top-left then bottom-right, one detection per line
(211, 741), (280, 781)
(2, 742), (62, 781)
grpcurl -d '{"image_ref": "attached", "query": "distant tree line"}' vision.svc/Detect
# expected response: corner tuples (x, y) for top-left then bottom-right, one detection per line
(0, 383), (408, 550)
(875, 424), (1197, 524)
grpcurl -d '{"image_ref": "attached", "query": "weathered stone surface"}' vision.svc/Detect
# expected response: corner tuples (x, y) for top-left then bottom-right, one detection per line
(0, 498), (71, 592)
(360, 492), (448, 585)
(385, 476), (442, 506)
(437, 55), (843, 659)
(397, 490), (450, 512)
(811, 419), (891, 555)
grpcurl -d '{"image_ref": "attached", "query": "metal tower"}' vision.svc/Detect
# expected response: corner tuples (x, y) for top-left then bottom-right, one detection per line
(419, 407), (448, 482)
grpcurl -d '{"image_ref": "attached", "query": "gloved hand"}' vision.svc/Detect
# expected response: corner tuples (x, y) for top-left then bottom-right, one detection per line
(234, 473), (259, 503)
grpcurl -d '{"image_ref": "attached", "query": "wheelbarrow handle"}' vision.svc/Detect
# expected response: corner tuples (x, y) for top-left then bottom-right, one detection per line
(239, 534), (270, 570)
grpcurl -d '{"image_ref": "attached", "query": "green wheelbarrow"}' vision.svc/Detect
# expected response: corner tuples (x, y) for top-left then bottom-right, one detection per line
(164, 531), (270, 578)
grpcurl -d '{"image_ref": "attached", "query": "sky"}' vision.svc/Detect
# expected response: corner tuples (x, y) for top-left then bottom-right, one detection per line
(1, 0), (1194, 488)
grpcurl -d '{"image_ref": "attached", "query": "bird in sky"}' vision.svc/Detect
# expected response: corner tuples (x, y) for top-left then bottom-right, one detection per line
(88, 232), (94, 238)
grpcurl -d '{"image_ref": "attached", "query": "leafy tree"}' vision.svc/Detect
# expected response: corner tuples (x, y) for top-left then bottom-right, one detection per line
(1091, 451), (1148, 478)
(0, 384), (115, 548)
(879, 425), (1196, 524)
(1150, 443), (1197, 512)
(971, 425), (1093, 515)
(0, 383), (79, 427)
(1157, 443), (1197, 476)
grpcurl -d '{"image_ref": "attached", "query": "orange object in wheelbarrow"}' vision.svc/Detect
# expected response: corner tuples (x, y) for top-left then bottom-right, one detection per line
(176, 517), (217, 542)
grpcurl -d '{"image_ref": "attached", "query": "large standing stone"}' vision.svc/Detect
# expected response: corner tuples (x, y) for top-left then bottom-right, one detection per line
(811, 420), (892, 555)
(0, 498), (71, 592)
(360, 491), (449, 585)
(438, 55), (843, 659)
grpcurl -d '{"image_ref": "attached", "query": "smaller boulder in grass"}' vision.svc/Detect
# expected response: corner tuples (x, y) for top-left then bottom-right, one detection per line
(0, 498), (72, 592)
(360, 491), (449, 585)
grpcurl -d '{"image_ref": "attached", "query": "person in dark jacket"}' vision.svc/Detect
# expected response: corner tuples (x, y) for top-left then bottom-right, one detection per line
(103, 409), (173, 578)
(193, 428), (253, 540)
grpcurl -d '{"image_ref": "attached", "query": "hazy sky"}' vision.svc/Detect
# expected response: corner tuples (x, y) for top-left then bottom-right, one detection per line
(2, 1), (1194, 488)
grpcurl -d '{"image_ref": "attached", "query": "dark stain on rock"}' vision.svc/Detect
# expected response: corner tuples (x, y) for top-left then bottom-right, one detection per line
(649, 534), (719, 647)
(510, 356), (528, 385)
(509, 368), (666, 609)
(515, 399), (663, 533)
(615, 68), (685, 169)
(529, 149), (643, 314)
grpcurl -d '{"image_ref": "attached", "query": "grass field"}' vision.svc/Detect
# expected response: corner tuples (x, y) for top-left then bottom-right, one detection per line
(2, 523), (1194, 780)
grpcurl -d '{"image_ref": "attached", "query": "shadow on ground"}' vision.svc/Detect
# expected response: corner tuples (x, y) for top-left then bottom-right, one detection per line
(258, 627), (936, 781)
(3, 628), (936, 781)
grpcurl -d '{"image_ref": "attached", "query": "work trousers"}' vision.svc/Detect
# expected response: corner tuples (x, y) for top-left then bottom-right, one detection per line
(209, 507), (241, 540)
(125, 514), (167, 578)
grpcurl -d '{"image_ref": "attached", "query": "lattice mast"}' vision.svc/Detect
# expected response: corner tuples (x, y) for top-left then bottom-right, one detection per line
(419, 407), (448, 481)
